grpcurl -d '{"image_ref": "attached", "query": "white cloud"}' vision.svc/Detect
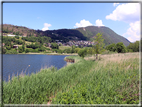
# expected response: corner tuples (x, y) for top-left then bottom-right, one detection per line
(95, 19), (104, 26)
(106, 3), (140, 23)
(123, 21), (140, 42)
(42, 23), (51, 31)
(106, 3), (140, 42)
(113, 3), (119, 7)
(74, 19), (93, 28)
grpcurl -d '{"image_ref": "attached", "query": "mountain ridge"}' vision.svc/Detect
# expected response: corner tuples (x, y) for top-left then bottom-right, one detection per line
(2, 24), (130, 46)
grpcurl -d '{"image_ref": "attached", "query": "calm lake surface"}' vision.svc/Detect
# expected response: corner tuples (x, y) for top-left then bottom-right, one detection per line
(3, 54), (68, 82)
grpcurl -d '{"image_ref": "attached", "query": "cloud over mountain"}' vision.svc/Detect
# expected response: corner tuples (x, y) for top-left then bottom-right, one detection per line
(42, 23), (51, 31)
(74, 19), (93, 28)
(106, 3), (140, 42)
(95, 19), (104, 26)
(106, 3), (140, 23)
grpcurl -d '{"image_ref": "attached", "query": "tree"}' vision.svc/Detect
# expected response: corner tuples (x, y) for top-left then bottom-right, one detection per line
(22, 43), (25, 52)
(25, 48), (29, 53)
(3, 48), (7, 54)
(74, 48), (81, 53)
(93, 33), (105, 60)
(71, 45), (76, 53)
(18, 46), (23, 53)
(116, 42), (127, 53)
(51, 43), (59, 49)
(87, 47), (95, 55)
(127, 41), (139, 52)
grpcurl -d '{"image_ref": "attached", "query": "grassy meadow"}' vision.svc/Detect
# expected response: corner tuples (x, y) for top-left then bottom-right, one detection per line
(59, 46), (71, 50)
(3, 52), (140, 105)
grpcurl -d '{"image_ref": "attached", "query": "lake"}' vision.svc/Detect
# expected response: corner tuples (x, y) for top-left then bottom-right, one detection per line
(3, 54), (68, 82)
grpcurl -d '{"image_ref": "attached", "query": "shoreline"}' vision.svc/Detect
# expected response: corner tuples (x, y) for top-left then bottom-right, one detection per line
(5, 53), (78, 56)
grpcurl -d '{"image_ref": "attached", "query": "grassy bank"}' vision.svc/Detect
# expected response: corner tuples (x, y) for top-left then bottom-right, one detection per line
(3, 52), (140, 104)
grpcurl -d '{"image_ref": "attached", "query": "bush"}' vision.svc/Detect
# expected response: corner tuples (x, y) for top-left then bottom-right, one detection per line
(105, 43), (116, 52)
(6, 46), (11, 50)
(25, 48), (29, 53)
(38, 47), (45, 52)
(51, 43), (59, 49)
(15, 36), (19, 39)
(74, 48), (81, 53)
(18, 46), (23, 53)
(116, 42), (127, 53)
(78, 48), (87, 58)
(5, 49), (18, 54)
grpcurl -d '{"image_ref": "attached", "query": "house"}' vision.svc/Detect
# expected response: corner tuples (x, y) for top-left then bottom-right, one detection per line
(8, 34), (16, 37)
(13, 45), (18, 49)
(48, 43), (51, 47)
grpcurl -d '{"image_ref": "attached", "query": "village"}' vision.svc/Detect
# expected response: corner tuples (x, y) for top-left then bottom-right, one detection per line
(55, 40), (95, 47)
(3, 33), (95, 49)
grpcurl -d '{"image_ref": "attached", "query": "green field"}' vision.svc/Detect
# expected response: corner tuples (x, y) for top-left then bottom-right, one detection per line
(3, 52), (139, 105)
(59, 46), (71, 50)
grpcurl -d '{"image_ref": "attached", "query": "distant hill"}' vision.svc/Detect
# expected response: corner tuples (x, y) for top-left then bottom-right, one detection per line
(3, 24), (130, 46)
(76, 26), (130, 46)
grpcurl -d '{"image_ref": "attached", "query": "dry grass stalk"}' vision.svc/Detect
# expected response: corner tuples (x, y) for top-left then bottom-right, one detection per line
(87, 52), (139, 71)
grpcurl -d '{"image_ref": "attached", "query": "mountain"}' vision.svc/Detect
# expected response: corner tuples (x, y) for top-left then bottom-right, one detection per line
(76, 26), (130, 46)
(2, 24), (130, 46)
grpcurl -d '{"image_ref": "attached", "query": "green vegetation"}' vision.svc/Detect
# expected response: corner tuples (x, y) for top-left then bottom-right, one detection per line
(50, 43), (59, 49)
(3, 24), (130, 46)
(59, 46), (71, 50)
(3, 52), (139, 104)
(77, 26), (130, 46)
(93, 33), (105, 59)
(127, 41), (139, 52)
(105, 41), (139, 53)
(77, 48), (87, 58)
(5, 49), (18, 54)
(2, 36), (52, 54)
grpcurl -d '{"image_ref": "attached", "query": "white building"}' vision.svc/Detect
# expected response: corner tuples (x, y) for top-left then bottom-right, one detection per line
(7, 34), (16, 36)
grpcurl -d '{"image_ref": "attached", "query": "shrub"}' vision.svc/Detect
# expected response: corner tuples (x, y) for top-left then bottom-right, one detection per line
(105, 43), (116, 52)
(15, 36), (19, 39)
(51, 43), (59, 49)
(25, 48), (29, 53)
(63, 48), (71, 53)
(5, 49), (18, 54)
(116, 42), (127, 53)
(18, 46), (23, 53)
(78, 48), (87, 58)
(6, 46), (11, 50)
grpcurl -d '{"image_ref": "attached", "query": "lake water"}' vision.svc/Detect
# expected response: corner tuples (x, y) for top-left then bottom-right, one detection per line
(3, 54), (68, 82)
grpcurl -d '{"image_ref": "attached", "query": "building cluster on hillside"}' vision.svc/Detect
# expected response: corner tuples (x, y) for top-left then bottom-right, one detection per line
(3, 33), (25, 37)
(55, 40), (95, 47)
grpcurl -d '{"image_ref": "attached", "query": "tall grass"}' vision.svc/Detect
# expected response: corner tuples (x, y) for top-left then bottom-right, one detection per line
(3, 52), (140, 104)
(3, 56), (94, 104)
(52, 52), (140, 104)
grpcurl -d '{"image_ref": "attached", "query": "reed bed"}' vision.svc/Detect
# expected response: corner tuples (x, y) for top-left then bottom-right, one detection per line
(3, 56), (94, 104)
(3, 52), (140, 104)
(52, 52), (140, 104)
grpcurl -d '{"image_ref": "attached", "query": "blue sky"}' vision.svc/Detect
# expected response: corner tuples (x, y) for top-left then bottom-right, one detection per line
(3, 2), (140, 42)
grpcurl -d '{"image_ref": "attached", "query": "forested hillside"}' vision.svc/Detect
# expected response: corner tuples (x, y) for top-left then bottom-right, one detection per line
(76, 26), (130, 46)
(3, 24), (130, 46)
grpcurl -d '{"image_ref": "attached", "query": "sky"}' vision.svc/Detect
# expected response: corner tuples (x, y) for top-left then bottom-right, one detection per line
(3, 2), (141, 42)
